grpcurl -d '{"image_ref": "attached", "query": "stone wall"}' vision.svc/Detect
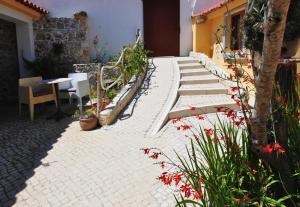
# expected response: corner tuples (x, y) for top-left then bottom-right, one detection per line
(33, 12), (89, 69)
(0, 19), (19, 102)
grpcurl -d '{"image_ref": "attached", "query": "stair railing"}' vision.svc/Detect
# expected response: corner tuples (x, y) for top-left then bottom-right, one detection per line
(97, 29), (142, 115)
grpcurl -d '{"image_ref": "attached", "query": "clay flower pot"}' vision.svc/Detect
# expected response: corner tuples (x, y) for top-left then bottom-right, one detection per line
(79, 116), (98, 131)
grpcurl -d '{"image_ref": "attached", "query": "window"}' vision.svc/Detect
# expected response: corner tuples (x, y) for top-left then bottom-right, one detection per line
(230, 11), (245, 50)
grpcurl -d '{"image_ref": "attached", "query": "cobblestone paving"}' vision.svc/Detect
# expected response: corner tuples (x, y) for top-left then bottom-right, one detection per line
(0, 58), (206, 207)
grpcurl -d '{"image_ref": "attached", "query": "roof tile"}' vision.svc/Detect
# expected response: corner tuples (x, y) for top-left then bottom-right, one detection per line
(15, 0), (48, 14)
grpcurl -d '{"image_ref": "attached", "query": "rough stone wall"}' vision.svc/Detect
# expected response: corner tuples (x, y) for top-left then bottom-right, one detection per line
(33, 14), (89, 68)
(0, 19), (19, 102)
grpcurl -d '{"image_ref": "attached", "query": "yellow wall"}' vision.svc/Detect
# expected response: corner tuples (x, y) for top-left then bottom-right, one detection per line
(192, 20), (211, 56)
(192, 0), (247, 64)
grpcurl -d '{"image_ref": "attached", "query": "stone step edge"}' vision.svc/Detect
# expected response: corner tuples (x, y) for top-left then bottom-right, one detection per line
(178, 88), (228, 95)
(168, 102), (239, 119)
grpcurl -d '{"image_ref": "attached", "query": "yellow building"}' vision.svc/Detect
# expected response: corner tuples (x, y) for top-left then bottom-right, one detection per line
(192, 0), (249, 71)
(192, 0), (300, 93)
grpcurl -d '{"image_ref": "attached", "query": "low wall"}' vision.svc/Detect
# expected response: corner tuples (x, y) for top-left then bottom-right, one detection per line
(99, 72), (146, 125)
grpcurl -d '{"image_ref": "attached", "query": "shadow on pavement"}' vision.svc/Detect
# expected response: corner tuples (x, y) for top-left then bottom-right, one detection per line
(118, 63), (157, 121)
(0, 102), (76, 207)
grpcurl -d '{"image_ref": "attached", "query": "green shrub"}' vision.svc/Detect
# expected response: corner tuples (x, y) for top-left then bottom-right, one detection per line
(120, 42), (150, 84)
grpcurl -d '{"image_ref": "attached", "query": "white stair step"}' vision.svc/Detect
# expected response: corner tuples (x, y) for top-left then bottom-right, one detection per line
(169, 95), (239, 119)
(180, 75), (219, 85)
(179, 63), (203, 70)
(177, 59), (199, 64)
(180, 68), (210, 77)
(179, 83), (228, 96)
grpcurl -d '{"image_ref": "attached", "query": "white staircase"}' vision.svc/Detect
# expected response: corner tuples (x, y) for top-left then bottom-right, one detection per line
(168, 57), (239, 120)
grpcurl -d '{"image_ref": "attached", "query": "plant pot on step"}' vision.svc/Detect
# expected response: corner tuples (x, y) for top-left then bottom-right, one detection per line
(79, 116), (98, 131)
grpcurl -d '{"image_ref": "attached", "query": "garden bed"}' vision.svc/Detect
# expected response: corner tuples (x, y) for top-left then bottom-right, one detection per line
(99, 72), (146, 125)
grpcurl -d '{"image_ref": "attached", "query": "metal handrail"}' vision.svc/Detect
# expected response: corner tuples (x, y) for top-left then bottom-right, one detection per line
(100, 30), (142, 91)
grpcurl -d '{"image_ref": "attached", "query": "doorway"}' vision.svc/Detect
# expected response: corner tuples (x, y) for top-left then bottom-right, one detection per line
(0, 18), (19, 103)
(143, 0), (180, 57)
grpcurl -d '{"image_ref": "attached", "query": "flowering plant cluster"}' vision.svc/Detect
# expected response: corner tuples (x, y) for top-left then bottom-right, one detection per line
(142, 106), (294, 206)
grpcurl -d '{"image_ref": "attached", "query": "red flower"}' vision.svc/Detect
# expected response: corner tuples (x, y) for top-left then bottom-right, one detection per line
(160, 161), (165, 169)
(230, 86), (239, 92)
(234, 121), (242, 127)
(195, 115), (205, 120)
(143, 148), (150, 155)
(177, 126), (181, 131)
(216, 107), (224, 112)
(173, 173), (182, 185)
(204, 128), (214, 136)
(273, 143), (285, 154)
(212, 137), (219, 144)
(231, 94), (237, 99)
(181, 125), (192, 131)
(190, 106), (196, 111)
(235, 198), (241, 204)
(150, 152), (161, 159)
(198, 177), (204, 185)
(252, 169), (257, 175)
(277, 148), (286, 154)
(260, 143), (286, 154)
(180, 184), (192, 198)
(262, 144), (273, 154)
(158, 172), (172, 185)
(171, 117), (181, 124)
(194, 189), (203, 200)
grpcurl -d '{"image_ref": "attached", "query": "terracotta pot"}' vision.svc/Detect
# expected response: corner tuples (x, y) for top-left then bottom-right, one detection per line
(79, 116), (98, 131)
(286, 38), (300, 58)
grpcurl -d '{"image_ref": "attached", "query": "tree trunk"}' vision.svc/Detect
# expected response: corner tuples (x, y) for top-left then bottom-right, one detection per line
(250, 0), (291, 146)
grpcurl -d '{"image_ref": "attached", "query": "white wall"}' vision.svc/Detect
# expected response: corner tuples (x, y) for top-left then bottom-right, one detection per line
(0, 4), (35, 77)
(30, 0), (201, 57)
(31, 0), (143, 59)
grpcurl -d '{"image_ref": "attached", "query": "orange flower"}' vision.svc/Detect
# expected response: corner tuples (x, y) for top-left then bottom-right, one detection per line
(204, 128), (214, 136)
(212, 137), (219, 144)
(173, 173), (182, 185)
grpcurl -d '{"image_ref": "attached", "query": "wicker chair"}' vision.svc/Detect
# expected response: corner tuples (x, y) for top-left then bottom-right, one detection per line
(19, 77), (57, 120)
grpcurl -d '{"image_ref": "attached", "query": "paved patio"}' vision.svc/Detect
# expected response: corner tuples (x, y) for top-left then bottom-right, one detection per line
(0, 58), (189, 207)
(0, 57), (226, 207)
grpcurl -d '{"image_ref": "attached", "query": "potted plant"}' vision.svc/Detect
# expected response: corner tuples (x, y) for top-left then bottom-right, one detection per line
(74, 11), (88, 21)
(75, 107), (98, 131)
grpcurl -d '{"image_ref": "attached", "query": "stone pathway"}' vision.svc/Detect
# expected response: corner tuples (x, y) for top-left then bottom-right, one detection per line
(0, 56), (235, 207)
(0, 57), (193, 207)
